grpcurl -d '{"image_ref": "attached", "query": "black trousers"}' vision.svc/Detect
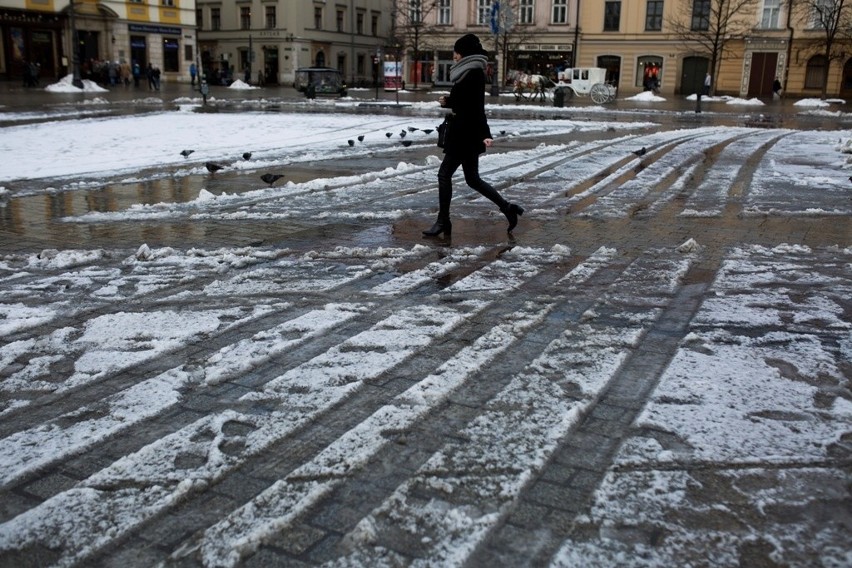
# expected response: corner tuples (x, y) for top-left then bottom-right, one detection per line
(436, 153), (507, 221)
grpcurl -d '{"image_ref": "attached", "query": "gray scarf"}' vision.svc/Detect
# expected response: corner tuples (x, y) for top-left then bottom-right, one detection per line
(449, 55), (487, 83)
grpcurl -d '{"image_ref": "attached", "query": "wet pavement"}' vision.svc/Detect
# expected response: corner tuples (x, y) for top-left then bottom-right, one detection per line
(0, 85), (850, 567)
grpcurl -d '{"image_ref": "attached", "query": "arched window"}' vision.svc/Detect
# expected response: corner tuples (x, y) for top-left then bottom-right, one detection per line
(636, 55), (663, 89)
(316, 50), (326, 67)
(805, 55), (826, 89)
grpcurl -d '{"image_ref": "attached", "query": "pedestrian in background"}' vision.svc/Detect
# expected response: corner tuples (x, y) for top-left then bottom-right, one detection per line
(132, 61), (141, 88)
(423, 33), (524, 237)
(704, 72), (712, 96)
(773, 77), (782, 100)
(190, 62), (197, 87)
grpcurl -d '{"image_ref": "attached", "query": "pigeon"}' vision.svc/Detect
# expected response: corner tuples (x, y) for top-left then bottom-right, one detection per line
(632, 147), (647, 157)
(499, 130), (506, 136)
(180, 149), (194, 158)
(385, 132), (393, 138)
(357, 135), (365, 142)
(348, 139), (355, 147)
(407, 126), (418, 132)
(401, 140), (412, 147)
(399, 131), (407, 138)
(260, 173), (284, 186)
(421, 129), (433, 135)
(242, 152), (252, 160)
(205, 162), (225, 173)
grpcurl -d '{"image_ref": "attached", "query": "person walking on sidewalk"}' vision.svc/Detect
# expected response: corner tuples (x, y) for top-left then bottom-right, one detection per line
(423, 33), (524, 237)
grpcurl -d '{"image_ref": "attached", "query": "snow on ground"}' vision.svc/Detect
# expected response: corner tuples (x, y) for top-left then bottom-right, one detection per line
(0, 104), (849, 566)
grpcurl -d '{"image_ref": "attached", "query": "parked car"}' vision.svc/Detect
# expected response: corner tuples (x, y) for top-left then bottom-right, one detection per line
(293, 67), (347, 96)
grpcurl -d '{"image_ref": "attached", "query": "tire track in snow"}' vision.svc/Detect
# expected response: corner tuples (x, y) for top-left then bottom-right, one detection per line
(0, 246), (564, 566)
(316, 250), (698, 567)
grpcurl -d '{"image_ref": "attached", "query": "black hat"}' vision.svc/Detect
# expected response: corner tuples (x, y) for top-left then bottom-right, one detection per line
(454, 33), (487, 57)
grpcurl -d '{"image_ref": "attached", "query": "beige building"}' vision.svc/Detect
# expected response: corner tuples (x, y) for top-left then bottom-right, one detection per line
(396, 0), (851, 99)
(0, 0), (197, 83)
(194, 0), (391, 86)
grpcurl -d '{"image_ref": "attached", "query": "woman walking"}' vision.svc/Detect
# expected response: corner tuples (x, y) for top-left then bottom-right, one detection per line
(423, 33), (524, 237)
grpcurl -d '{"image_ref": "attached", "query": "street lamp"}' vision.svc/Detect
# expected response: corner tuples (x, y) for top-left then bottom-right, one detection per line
(68, 0), (83, 88)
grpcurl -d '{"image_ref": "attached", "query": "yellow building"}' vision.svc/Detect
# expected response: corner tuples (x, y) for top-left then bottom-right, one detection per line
(1, 0), (197, 83)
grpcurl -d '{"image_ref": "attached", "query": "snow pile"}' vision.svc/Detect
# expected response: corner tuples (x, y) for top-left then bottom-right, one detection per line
(44, 74), (109, 93)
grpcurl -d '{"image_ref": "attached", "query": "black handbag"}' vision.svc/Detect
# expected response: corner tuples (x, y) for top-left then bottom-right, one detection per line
(437, 113), (453, 148)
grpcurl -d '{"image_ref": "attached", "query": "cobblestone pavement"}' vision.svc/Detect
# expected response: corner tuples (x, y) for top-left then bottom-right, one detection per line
(0, 98), (850, 567)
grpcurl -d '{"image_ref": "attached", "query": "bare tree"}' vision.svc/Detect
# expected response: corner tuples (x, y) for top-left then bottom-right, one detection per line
(666, 0), (761, 94)
(792, 0), (852, 98)
(390, 0), (440, 89)
(486, 0), (543, 86)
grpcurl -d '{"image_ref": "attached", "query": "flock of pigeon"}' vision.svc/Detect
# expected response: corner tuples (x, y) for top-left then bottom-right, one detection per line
(178, 149), (284, 187)
(178, 126), (447, 188)
(348, 126), (436, 148)
(179, 132), (646, 189)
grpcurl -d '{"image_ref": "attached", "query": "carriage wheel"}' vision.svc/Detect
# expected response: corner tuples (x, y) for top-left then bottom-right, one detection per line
(590, 83), (610, 104)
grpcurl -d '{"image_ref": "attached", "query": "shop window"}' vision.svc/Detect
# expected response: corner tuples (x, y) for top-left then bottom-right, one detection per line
(163, 38), (179, 72)
(637, 56), (663, 89)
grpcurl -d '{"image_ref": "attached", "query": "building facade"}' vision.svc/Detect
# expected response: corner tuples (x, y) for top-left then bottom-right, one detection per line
(194, 0), (391, 86)
(396, 0), (852, 98)
(1, 0), (197, 83)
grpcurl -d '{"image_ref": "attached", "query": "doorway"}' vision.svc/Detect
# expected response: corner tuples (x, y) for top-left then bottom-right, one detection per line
(681, 56), (709, 95)
(748, 52), (777, 97)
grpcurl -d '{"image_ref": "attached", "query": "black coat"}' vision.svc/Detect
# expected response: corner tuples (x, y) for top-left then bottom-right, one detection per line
(442, 67), (492, 156)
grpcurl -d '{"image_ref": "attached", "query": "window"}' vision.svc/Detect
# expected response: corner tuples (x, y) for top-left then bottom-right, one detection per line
(357, 53), (365, 74)
(240, 6), (251, 30)
(162, 0), (174, 6)
(357, 12), (364, 34)
(477, 0), (493, 25)
(315, 6), (323, 29)
(805, 55), (826, 88)
(409, 0), (422, 24)
(371, 13), (379, 35)
(604, 1), (621, 31)
(439, 0), (452, 24)
(646, 0), (663, 30)
(760, 0), (780, 28)
(519, 0), (534, 24)
(211, 7), (220, 31)
(266, 6), (276, 28)
(337, 9), (344, 32)
(691, 0), (710, 30)
(196, 8), (203, 29)
(552, 0), (567, 24)
(811, 0), (830, 28)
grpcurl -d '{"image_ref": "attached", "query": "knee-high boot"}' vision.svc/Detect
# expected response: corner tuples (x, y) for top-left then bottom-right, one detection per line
(423, 172), (453, 237)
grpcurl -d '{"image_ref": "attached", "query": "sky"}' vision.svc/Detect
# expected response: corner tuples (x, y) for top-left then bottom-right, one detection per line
(0, 82), (850, 567)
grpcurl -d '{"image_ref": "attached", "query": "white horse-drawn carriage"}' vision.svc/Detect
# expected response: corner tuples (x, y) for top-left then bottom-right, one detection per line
(554, 67), (617, 104)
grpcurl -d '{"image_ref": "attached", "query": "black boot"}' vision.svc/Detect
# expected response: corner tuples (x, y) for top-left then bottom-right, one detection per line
(501, 203), (525, 232)
(423, 217), (452, 237)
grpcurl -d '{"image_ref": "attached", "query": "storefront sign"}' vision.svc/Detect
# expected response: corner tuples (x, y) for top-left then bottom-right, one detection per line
(128, 23), (181, 35)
